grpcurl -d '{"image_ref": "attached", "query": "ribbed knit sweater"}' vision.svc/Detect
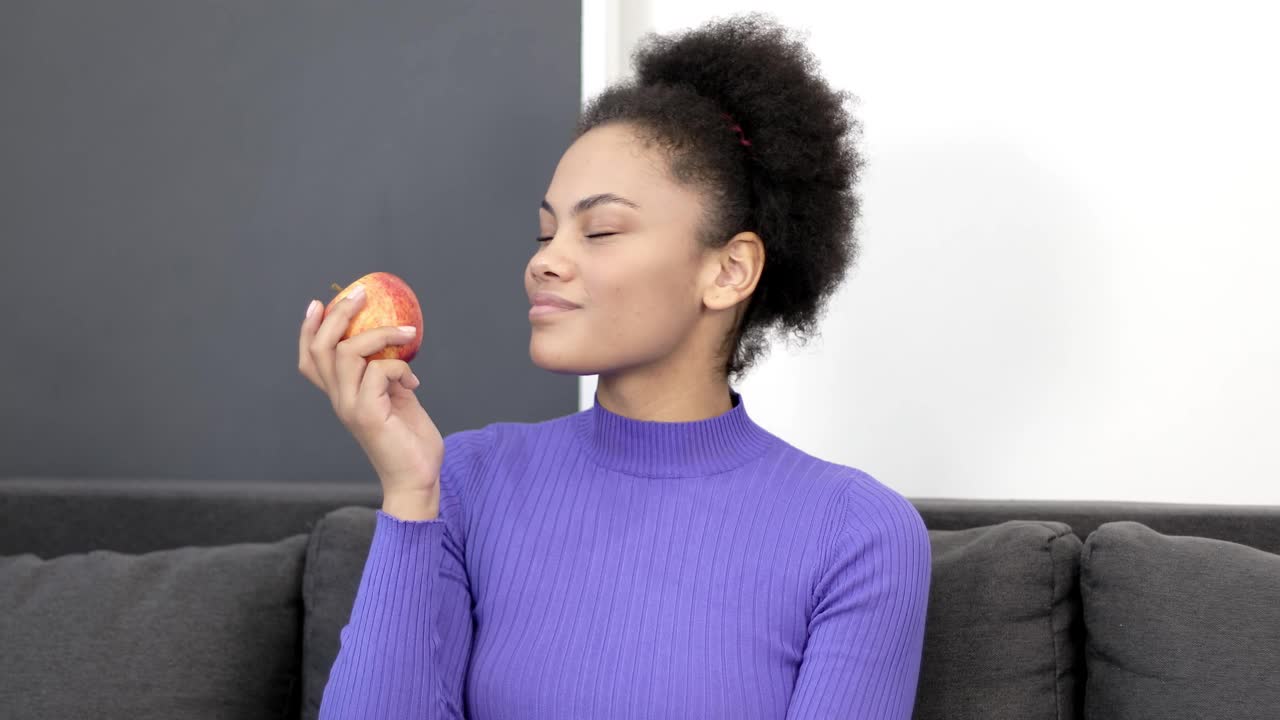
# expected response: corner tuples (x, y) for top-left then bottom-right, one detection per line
(318, 388), (931, 719)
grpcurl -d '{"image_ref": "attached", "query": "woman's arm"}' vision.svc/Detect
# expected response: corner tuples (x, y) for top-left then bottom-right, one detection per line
(319, 427), (491, 720)
(785, 479), (932, 719)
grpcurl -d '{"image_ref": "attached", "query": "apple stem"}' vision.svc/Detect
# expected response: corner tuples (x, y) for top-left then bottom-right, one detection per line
(330, 282), (342, 292)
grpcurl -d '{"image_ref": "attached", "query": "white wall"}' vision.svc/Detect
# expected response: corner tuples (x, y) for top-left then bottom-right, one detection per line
(579, 0), (1280, 504)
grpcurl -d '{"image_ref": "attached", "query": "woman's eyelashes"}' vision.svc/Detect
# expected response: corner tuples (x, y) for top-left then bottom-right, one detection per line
(535, 232), (618, 244)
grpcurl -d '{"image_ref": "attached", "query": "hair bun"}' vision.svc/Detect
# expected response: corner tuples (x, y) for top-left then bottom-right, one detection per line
(631, 12), (854, 156)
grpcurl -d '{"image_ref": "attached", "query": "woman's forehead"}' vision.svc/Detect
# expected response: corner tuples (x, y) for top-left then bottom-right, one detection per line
(548, 127), (697, 218)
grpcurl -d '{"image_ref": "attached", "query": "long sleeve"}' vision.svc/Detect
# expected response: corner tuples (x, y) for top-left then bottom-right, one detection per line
(784, 478), (933, 719)
(318, 427), (493, 720)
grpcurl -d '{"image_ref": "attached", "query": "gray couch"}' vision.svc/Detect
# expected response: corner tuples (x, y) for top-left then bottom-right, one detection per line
(2, 477), (1278, 719)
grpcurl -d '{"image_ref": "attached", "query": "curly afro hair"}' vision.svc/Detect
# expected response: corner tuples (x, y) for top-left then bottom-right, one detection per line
(573, 12), (864, 383)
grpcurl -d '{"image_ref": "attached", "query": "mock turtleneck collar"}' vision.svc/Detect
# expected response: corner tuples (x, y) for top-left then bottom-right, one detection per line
(576, 387), (779, 478)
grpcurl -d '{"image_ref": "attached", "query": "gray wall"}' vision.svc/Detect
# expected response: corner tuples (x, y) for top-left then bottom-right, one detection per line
(0, 0), (581, 483)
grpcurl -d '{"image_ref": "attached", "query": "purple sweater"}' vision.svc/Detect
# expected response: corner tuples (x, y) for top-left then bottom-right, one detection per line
(319, 389), (931, 719)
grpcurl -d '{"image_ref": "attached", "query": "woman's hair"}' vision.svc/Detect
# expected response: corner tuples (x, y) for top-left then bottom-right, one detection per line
(574, 12), (864, 383)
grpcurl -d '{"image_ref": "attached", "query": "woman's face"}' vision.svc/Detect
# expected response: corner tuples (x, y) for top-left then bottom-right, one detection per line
(526, 122), (725, 378)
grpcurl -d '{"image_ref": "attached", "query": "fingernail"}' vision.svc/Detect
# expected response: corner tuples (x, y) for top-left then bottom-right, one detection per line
(348, 283), (365, 301)
(305, 300), (319, 318)
(397, 325), (417, 335)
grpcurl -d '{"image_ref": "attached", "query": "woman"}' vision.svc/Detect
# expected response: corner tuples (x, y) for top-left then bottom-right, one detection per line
(300, 12), (931, 719)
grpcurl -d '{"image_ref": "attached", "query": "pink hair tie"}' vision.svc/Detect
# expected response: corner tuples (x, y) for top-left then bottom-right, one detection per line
(720, 112), (752, 147)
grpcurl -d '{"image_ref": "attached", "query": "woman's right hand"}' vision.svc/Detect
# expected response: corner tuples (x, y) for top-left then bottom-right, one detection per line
(297, 284), (445, 519)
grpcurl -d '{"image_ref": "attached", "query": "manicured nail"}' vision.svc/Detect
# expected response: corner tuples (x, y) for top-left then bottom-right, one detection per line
(397, 325), (417, 335)
(348, 283), (365, 301)
(305, 300), (319, 318)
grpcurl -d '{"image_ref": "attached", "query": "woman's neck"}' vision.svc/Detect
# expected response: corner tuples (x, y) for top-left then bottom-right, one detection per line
(593, 375), (734, 423)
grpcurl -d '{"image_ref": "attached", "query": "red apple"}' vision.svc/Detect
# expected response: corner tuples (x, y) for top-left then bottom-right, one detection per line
(324, 271), (424, 363)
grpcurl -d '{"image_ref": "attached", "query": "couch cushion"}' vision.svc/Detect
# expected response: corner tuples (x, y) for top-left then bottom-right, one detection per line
(0, 533), (308, 720)
(914, 520), (1082, 720)
(1081, 521), (1280, 719)
(301, 505), (378, 720)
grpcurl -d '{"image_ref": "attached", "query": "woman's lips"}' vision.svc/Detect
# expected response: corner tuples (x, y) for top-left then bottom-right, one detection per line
(529, 305), (578, 318)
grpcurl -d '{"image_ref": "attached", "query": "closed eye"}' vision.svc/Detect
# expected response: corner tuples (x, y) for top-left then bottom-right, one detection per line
(536, 233), (617, 243)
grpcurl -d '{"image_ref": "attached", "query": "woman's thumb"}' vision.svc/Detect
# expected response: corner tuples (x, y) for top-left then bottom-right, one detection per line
(400, 365), (420, 390)
(381, 359), (419, 392)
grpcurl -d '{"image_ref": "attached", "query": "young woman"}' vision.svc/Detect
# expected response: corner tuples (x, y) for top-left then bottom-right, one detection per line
(300, 12), (931, 719)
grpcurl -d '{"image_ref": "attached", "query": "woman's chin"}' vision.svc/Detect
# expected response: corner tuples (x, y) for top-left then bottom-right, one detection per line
(529, 343), (593, 375)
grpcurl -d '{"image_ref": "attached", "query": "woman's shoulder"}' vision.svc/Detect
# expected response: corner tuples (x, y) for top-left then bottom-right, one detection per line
(826, 466), (930, 572)
(441, 411), (581, 475)
(441, 423), (500, 468)
(771, 440), (926, 547)
(766, 438), (895, 491)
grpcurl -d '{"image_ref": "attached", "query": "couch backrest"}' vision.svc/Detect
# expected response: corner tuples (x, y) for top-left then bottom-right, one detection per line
(912, 496), (1280, 554)
(0, 477), (379, 557)
(5, 478), (1279, 557)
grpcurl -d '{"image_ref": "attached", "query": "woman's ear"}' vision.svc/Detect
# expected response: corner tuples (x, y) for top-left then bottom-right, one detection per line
(704, 231), (764, 311)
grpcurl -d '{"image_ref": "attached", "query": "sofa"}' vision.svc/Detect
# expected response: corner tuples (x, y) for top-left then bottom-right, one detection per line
(2, 476), (1277, 719)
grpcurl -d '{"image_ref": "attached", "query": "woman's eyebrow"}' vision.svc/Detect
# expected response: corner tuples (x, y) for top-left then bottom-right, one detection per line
(540, 193), (640, 219)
